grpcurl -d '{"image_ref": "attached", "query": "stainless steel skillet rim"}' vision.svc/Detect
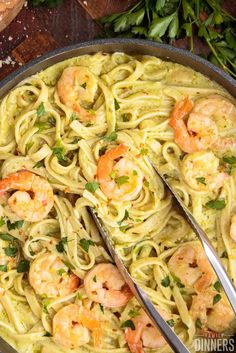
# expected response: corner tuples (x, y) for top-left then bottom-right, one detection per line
(0, 38), (236, 99)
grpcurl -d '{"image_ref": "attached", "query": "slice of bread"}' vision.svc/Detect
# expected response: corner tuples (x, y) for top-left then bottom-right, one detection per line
(0, 0), (25, 32)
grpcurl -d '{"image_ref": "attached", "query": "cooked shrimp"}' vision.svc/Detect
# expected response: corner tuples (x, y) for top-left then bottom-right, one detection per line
(53, 304), (102, 348)
(97, 144), (143, 201)
(125, 308), (170, 353)
(182, 151), (227, 191)
(230, 214), (236, 242)
(29, 253), (79, 297)
(168, 244), (216, 292)
(0, 171), (54, 222)
(84, 263), (132, 307)
(0, 238), (18, 273)
(190, 288), (235, 333)
(169, 95), (236, 153)
(57, 66), (97, 122)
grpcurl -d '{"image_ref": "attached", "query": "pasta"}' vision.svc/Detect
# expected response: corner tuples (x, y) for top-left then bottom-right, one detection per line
(0, 51), (235, 353)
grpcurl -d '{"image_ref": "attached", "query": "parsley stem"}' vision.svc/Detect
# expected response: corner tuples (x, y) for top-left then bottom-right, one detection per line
(206, 40), (236, 78)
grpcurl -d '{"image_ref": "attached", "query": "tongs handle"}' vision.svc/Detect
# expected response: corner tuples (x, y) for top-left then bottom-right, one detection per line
(151, 162), (236, 313)
(90, 208), (191, 353)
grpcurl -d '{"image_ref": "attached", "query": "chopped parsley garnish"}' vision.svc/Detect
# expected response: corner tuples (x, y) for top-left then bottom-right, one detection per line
(117, 210), (129, 226)
(85, 181), (100, 193)
(93, 275), (97, 282)
(99, 304), (104, 313)
(195, 318), (202, 329)
(213, 281), (221, 292)
(35, 121), (48, 131)
(213, 293), (221, 305)
(166, 319), (175, 327)
(115, 175), (129, 185)
(81, 82), (87, 89)
(0, 233), (14, 241)
(4, 245), (18, 257)
(140, 148), (148, 155)
(103, 131), (117, 142)
(0, 217), (5, 227)
(52, 144), (69, 166)
(205, 198), (226, 210)
(143, 180), (149, 188)
(76, 292), (83, 300)
(110, 170), (117, 179)
(128, 308), (140, 318)
(36, 102), (46, 117)
(196, 177), (206, 185)
(223, 156), (236, 165)
(33, 160), (45, 169)
(121, 320), (135, 330)
(7, 220), (24, 230)
(56, 237), (67, 253)
(79, 238), (95, 253)
(114, 99), (120, 110)
(42, 299), (50, 314)
(70, 112), (78, 121)
(161, 276), (170, 287)
(57, 269), (66, 276)
(0, 265), (7, 272)
(133, 170), (138, 176)
(17, 260), (30, 273)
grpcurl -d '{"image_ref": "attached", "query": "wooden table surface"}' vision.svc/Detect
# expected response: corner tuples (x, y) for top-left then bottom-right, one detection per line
(0, 0), (138, 80)
(0, 0), (235, 81)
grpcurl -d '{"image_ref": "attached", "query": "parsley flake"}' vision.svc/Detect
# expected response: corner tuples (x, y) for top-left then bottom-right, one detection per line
(79, 238), (95, 253)
(195, 318), (202, 329)
(213, 293), (221, 305)
(0, 265), (7, 272)
(115, 175), (129, 185)
(17, 260), (30, 273)
(56, 237), (67, 253)
(0, 217), (5, 227)
(103, 131), (117, 142)
(213, 281), (221, 292)
(167, 319), (175, 327)
(161, 276), (170, 287)
(85, 181), (100, 193)
(121, 320), (135, 330)
(36, 102), (46, 117)
(7, 220), (24, 230)
(205, 198), (226, 210)
(196, 177), (206, 185)
(114, 99), (120, 110)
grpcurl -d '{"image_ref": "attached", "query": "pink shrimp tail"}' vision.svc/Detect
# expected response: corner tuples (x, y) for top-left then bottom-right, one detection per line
(125, 323), (144, 353)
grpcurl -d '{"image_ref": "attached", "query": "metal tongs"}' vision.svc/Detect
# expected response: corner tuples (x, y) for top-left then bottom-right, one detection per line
(90, 161), (236, 353)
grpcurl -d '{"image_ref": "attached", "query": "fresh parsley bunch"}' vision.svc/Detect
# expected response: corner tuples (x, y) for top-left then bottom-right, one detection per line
(101, 0), (236, 78)
(29, 0), (64, 7)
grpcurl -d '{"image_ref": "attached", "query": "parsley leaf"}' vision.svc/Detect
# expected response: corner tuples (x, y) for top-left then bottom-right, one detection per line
(161, 276), (170, 287)
(140, 148), (148, 155)
(223, 156), (236, 165)
(44, 332), (52, 337)
(205, 198), (226, 210)
(33, 160), (45, 169)
(103, 131), (118, 142)
(99, 146), (107, 156)
(0, 217), (5, 227)
(0, 265), (7, 272)
(56, 237), (67, 253)
(213, 293), (221, 305)
(85, 181), (100, 193)
(213, 281), (221, 292)
(17, 260), (30, 273)
(4, 245), (18, 257)
(48, 116), (56, 126)
(121, 320), (135, 330)
(128, 308), (140, 318)
(167, 319), (175, 327)
(115, 175), (129, 185)
(0, 233), (14, 241)
(36, 102), (46, 117)
(195, 318), (202, 329)
(7, 220), (24, 230)
(52, 144), (68, 166)
(70, 112), (77, 121)
(79, 238), (95, 253)
(57, 269), (66, 276)
(196, 177), (206, 185)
